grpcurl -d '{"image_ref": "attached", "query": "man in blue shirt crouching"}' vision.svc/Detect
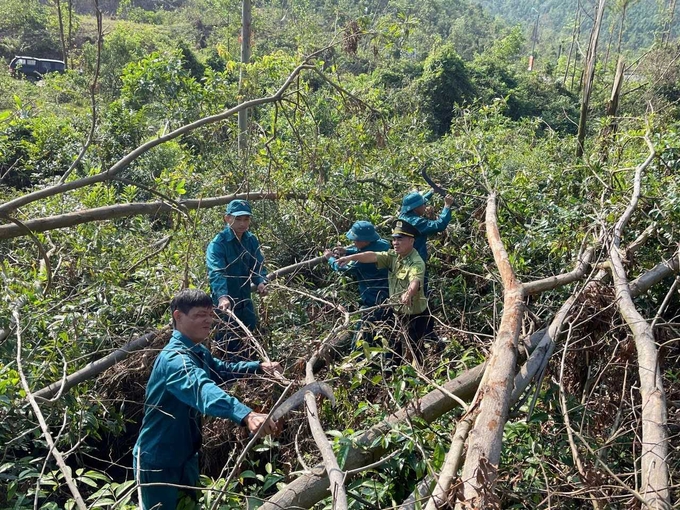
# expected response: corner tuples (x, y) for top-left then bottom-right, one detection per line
(134, 289), (281, 509)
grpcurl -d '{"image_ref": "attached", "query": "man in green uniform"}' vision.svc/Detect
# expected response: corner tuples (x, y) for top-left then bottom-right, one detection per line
(336, 220), (433, 363)
(134, 289), (281, 509)
(206, 199), (268, 358)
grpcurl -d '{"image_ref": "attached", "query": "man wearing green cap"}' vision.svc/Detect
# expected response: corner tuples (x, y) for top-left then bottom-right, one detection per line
(206, 199), (267, 358)
(399, 190), (455, 263)
(324, 221), (391, 345)
(335, 220), (433, 363)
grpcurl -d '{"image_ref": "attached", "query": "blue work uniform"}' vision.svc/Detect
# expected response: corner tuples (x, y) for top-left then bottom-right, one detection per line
(134, 330), (260, 509)
(326, 239), (390, 307)
(327, 239), (392, 347)
(206, 227), (267, 355)
(398, 207), (452, 263)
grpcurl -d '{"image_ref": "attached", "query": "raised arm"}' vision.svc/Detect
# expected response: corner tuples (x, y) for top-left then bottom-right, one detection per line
(336, 251), (378, 266)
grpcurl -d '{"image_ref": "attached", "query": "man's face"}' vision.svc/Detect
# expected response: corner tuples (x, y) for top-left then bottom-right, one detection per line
(353, 240), (370, 249)
(392, 235), (414, 256)
(413, 204), (426, 216)
(226, 214), (252, 236)
(173, 306), (214, 344)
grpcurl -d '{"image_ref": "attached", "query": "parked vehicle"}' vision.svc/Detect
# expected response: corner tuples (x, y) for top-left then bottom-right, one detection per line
(9, 56), (65, 79)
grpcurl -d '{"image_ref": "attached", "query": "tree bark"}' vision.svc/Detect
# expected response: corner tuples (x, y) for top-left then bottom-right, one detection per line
(608, 137), (670, 509)
(0, 192), (290, 240)
(456, 193), (524, 508)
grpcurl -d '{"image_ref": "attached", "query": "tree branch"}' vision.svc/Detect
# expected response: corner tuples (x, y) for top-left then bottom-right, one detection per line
(608, 135), (670, 509)
(13, 306), (87, 510)
(0, 192), (291, 240)
(0, 61), (315, 216)
(33, 328), (169, 401)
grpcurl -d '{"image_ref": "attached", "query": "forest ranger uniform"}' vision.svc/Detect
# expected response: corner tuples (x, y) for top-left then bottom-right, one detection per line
(134, 329), (262, 509)
(375, 220), (433, 362)
(206, 200), (267, 358)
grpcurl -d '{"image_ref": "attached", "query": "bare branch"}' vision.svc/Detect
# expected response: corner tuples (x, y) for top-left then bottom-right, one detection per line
(523, 247), (594, 295)
(33, 328), (169, 401)
(13, 306), (87, 510)
(629, 251), (680, 296)
(0, 192), (290, 240)
(304, 312), (350, 509)
(424, 415), (473, 510)
(608, 135), (670, 509)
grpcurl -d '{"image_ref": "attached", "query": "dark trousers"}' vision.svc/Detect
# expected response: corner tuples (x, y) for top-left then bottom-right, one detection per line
(214, 299), (257, 361)
(135, 451), (200, 509)
(352, 304), (394, 350)
(398, 310), (434, 364)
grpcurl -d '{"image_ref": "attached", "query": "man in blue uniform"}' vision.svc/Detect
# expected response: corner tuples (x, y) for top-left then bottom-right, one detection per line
(335, 220), (433, 364)
(134, 289), (281, 509)
(398, 190), (454, 263)
(206, 200), (268, 358)
(324, 221), (391, 345)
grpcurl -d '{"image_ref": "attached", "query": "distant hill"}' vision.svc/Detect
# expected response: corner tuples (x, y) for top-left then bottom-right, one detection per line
(472, 0), (678, 52)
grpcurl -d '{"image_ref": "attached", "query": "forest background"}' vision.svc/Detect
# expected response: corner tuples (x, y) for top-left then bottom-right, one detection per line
(1, 0), (680, 508)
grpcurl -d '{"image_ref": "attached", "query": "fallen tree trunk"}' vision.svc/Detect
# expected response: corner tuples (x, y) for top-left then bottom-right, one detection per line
(33, 328), (170, 401)
(457, 192), (524, 507)
(260, 363), (486, 510)
(262, 243), (680, 510)
(608, 136), (670, 509)
(0, 192), (289, 240)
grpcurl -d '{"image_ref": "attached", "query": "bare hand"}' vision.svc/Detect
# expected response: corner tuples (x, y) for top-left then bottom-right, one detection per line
(218, 296), (231, 312)
(400, 292), (413, 306)
(335, 256), (349, 267)
(444, 194), (454, 208)
(260, 361), (282, 376)
(244, 412), (279, 436)
(323, 249), (333, 260)
(332, 246), (347, 257)
(257, 283), (268, 295)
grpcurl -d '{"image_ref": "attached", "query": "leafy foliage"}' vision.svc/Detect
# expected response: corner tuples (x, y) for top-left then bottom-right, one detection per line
(1, 0), (680, 508)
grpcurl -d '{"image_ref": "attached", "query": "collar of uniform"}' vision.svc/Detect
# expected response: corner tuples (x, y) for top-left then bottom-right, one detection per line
(398, 248), (417, 261)
(222, 225), (252, 242)
(172, 329), (204, 353)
